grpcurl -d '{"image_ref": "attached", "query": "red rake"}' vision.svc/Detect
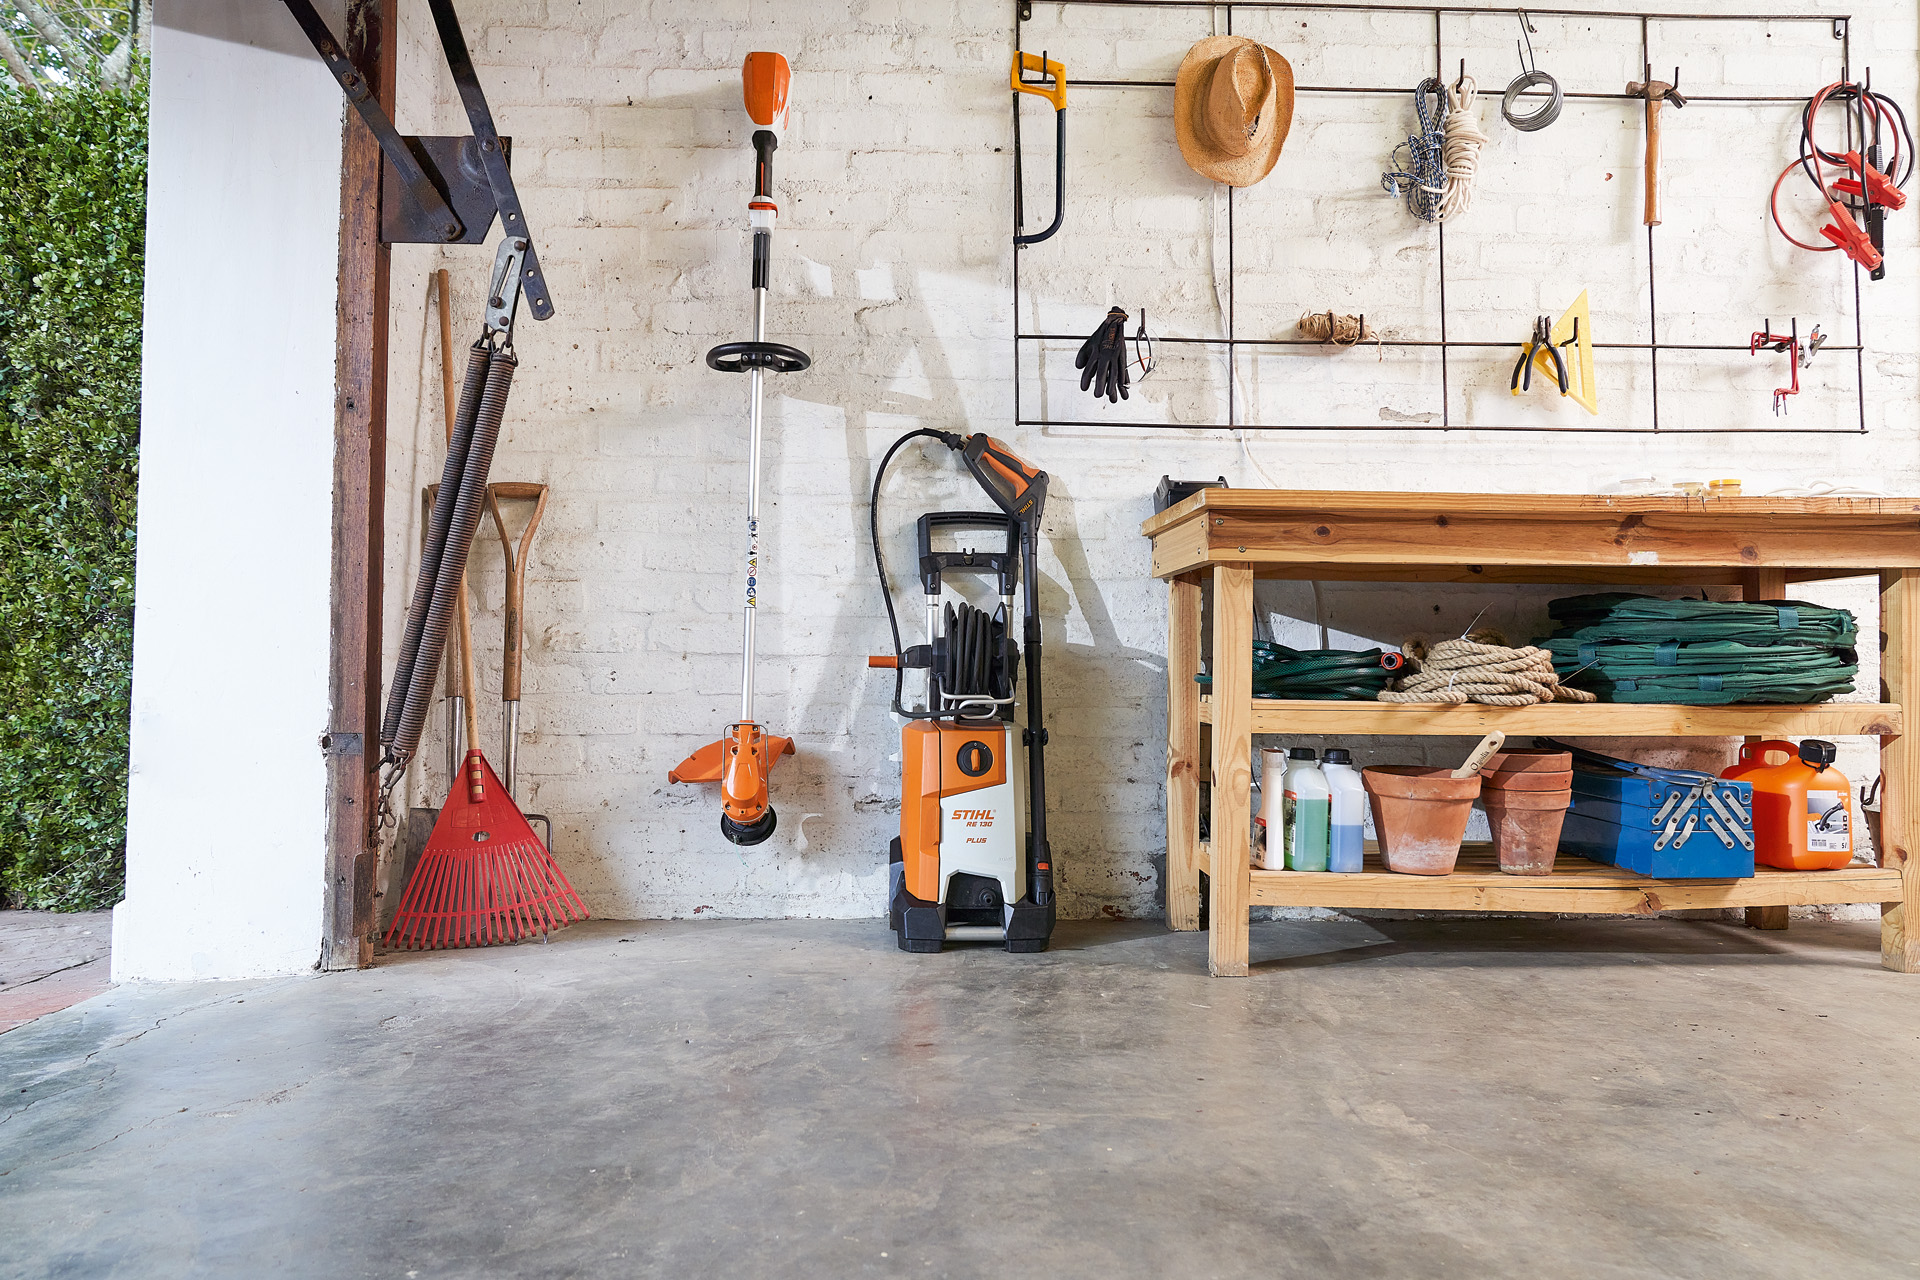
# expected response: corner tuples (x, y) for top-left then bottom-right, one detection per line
(386, 749), (587, 949)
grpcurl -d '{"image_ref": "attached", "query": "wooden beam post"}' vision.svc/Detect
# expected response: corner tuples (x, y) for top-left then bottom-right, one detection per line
(1207, 565), (1254, 976)
(322, 0), (394, 970)
(1881, 569), (1920, 972)
(1165, 574), (1203, 931)
(1742, 567), (1791, 931)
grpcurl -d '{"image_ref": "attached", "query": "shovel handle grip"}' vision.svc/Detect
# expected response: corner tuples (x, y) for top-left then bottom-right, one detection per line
(487, 483), (548, 703)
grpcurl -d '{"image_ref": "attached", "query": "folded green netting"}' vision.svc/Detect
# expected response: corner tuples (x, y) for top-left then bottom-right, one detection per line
(1546, 593), (1856, 647)
(1541, 593), (1859, 704)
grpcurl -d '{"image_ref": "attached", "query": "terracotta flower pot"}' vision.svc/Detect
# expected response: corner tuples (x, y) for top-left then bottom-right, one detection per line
(1482, 769), (1574, 793)
(1362, 766), (1480, 876)
(1482, 788), (1572, 876)
(1482, 748), (1571, 774)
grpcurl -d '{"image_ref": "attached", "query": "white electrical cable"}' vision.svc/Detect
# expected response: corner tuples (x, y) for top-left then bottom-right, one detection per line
(1438, 76), (1488, 222)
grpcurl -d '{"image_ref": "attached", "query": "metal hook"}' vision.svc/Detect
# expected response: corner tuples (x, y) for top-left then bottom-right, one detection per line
(1454, 58), (1468, 92)
(1516, 10), (1538, 76)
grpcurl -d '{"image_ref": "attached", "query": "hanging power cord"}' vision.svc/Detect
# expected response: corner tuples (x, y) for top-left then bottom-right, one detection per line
(1770, 79), (1912, 274)
(870, 428), (965, 716)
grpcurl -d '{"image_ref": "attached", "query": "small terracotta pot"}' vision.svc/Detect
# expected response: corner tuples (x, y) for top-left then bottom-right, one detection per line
(1363, 766), (1481, 876)
(1482, 769), (1574, 793)
(1482, 748), (1571, 773)
(1482, 788), (1572, 876)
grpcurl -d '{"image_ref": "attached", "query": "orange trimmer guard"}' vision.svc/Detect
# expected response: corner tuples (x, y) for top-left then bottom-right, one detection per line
(668, 723), (794, 845)
(668, 728), (795, 785)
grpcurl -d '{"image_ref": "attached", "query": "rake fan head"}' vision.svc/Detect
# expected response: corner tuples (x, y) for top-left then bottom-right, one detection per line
(385, 751), (588, 950)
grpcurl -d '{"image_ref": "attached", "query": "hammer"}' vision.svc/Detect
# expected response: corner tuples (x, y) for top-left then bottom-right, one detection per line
(1625, 64), (1686, 227)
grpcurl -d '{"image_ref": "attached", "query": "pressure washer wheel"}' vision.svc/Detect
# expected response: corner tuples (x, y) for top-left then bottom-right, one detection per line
(721, 806), (778, 847)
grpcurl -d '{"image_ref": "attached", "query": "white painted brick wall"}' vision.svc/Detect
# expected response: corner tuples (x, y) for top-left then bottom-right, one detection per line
(380, 0), (1920, 925)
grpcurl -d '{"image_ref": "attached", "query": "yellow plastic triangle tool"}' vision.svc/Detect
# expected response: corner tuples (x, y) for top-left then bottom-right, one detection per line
(1535, 289), (1597, 415)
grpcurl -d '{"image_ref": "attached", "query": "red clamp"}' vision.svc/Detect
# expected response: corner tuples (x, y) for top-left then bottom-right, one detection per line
(1819, 201), (1884, 270)
(1749, 319), (1802, 416)
(1832, 152), (1908, 211)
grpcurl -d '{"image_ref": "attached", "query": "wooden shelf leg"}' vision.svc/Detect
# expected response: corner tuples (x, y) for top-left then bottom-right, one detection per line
(1165, 574), (1204, 932)
(1208, 565), (1253, 977)
(1743, 568), (1791, 935)
(1881, 569), (1920, 972)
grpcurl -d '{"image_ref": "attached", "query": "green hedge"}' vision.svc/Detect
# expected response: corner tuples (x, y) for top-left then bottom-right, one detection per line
(0, 79), (147, 910)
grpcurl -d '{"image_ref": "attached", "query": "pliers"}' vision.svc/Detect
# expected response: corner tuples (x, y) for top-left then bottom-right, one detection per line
(1511, 314), (1570, 394)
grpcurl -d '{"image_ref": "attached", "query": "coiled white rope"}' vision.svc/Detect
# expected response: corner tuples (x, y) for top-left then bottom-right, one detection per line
(1438, 76), (1488, 222)
(1380, 636), (1596, 706)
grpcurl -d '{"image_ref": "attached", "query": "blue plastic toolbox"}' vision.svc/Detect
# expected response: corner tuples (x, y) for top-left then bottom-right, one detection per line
(1541, 741), (1756, 879)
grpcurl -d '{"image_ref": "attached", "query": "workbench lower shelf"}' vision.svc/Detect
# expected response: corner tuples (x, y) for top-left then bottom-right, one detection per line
(1237, 847), (1903, 913)
(1199, 696), (1904, 738)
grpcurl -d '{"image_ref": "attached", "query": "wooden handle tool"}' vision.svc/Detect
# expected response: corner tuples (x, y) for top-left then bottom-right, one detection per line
(1452, 731), (1507, 779)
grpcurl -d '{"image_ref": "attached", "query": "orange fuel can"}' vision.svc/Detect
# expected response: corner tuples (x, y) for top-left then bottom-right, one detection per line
(1725, 739), (1854, 870)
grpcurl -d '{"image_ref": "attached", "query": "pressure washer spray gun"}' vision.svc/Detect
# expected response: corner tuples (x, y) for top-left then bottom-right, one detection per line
(669, 53), (813, 845)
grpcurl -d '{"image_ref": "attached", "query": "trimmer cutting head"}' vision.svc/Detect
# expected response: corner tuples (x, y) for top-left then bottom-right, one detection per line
(961, 434), (1048, 526)
(743, 52), (791, 138)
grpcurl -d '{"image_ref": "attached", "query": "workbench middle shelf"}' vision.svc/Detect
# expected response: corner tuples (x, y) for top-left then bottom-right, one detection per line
(1198, 695), (1902, 738)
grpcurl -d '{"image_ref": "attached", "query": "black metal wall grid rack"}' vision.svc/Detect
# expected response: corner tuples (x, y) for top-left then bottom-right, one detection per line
(1011, 1), (1871, 434)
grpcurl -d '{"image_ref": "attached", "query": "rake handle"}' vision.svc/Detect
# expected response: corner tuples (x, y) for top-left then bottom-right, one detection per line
(436, 270), (462, 702)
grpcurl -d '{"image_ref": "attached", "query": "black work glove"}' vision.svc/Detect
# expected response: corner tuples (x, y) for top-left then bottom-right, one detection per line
(1075, 306), (1130, 403)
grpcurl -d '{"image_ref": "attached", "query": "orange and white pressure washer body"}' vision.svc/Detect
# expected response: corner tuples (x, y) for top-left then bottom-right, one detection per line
(898, 717), (1027, 926)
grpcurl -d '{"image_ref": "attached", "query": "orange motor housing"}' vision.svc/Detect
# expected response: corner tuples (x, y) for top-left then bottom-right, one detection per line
(742, 52), (790, 136)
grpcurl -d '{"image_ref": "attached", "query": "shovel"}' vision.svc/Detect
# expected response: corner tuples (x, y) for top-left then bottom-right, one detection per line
(488, 481), (550, 848)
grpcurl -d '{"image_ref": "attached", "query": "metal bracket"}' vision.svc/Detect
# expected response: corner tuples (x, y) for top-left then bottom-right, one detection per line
(427, 0), (553, 321)
(382, 135), (512, 246)
(280, 0), (554, 319)
(1834, 18), (1847, 40)
(281, 0), (463, 242)
(486, 237), (530, 342)
(320, 732), (365, 757)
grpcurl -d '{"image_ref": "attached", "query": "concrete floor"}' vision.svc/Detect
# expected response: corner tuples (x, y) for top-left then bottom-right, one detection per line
(3, 916), (1917, 1279)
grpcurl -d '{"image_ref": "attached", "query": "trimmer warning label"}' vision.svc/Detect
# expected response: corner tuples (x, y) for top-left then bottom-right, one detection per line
(1808, 789), (1850, 854)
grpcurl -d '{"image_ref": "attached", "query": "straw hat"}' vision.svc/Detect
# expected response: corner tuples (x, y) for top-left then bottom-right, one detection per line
(1174, 35), (1294, 187)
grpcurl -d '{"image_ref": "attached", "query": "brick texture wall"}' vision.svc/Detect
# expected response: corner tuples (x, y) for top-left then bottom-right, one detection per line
(381, 0), (1920, 923)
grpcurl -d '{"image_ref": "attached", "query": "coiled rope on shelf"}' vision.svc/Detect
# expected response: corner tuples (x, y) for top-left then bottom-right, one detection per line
(1380, 634), (1598, 706)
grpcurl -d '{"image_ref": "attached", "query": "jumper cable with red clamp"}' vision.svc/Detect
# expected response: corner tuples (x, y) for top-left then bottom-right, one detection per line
(1770, 78), (1913, 279)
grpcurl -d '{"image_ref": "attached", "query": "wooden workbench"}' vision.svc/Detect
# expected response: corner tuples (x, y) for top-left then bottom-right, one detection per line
(1141, 491), (1920, 977)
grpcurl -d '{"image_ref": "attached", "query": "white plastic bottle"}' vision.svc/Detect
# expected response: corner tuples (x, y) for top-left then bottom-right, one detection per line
(1256, 749), (1287, 869)
(1282, 747), (1331, 872)
(1320, 748), (1367, 873)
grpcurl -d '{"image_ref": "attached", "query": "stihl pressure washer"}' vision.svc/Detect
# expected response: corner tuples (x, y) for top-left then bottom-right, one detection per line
(669, 52), (811, 844)
(868, 432), (1055, 953)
